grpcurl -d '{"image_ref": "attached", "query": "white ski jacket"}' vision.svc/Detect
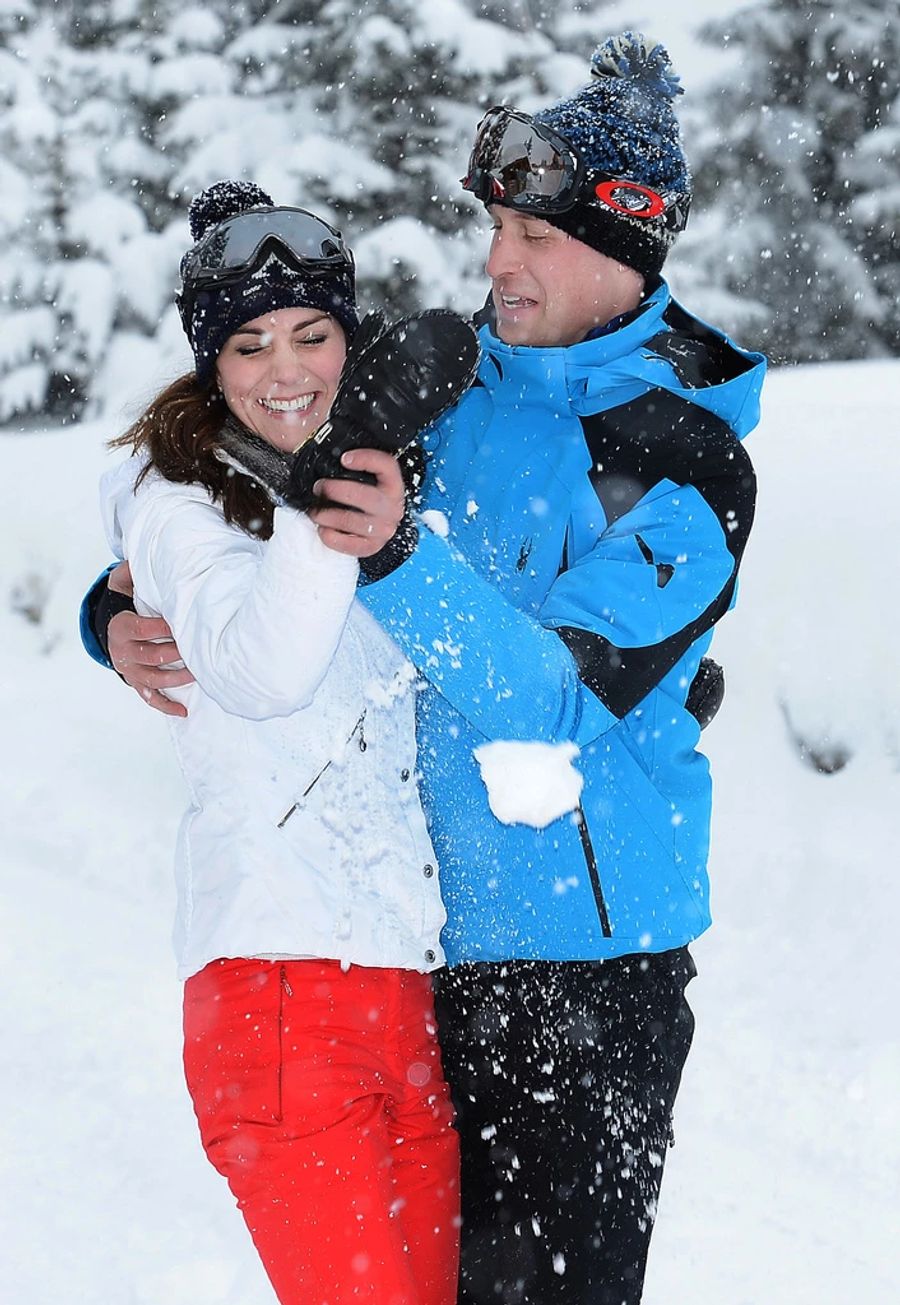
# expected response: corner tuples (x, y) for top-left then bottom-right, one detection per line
(101, 460), (446, 980)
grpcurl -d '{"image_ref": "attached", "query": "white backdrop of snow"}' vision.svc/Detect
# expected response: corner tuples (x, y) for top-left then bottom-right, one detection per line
(1, 358), (897, 1303)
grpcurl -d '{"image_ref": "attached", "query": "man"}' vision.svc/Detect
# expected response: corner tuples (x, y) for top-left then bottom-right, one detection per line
(85, 33), (764, 1304)
(348, 36), (763, 1304)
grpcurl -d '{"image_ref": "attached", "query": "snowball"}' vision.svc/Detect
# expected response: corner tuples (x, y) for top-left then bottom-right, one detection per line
(473, 741), (583, 829)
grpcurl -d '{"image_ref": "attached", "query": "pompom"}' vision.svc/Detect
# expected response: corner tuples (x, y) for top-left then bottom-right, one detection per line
(188, 179), (274, 242)
(590, 32), (682, 100)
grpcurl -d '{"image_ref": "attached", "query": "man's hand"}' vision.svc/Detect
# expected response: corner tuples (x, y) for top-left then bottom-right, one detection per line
(107, 561), (194, 718)
(309, 449), (406, 557)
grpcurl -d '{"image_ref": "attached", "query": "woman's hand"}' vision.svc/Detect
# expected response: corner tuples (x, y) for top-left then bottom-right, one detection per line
(108, 561), (194, 717)
(309, 449), (406, 557)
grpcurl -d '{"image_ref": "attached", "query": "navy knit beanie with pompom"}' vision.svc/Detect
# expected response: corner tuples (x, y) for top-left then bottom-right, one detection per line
(180, 179), (359, 384)
(531, 32), (691, 278)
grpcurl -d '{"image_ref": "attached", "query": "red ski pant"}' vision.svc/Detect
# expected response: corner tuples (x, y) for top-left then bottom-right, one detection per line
(183, 958), (459, 1305)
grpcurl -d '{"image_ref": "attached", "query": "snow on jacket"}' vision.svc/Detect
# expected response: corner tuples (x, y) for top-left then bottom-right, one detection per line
(360, 279), (765, 965)
(100, 459), (446, 980)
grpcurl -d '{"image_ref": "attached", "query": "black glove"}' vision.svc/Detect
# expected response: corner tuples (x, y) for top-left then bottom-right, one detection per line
(288, 308), (479, 509)
(215, 308), (480, 512)
(685, 657), (725, 728)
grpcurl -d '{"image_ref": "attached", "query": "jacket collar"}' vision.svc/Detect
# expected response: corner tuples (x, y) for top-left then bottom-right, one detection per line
(475, 279), (765, 436)
(475, 280), (671, 409)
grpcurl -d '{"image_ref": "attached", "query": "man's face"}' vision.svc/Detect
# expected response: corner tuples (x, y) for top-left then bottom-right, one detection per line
(485, 206), (645, 348)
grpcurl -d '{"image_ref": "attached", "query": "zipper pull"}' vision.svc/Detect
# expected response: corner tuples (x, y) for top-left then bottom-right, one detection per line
(277, 802), (299, 829)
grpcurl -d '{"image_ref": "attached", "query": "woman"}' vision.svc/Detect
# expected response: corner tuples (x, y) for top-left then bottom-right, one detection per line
(102, 180), (459, 1305)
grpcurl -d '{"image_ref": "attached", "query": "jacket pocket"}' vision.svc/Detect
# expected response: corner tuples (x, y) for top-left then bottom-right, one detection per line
(579, 742), (707, 944)
(603, 743), (676, 858)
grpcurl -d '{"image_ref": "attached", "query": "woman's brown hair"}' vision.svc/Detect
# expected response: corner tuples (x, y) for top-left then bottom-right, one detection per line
(109, 374), (275, 539)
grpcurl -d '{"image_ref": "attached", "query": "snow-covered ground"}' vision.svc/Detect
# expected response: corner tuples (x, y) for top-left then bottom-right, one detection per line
(2, 358), (898, 1302)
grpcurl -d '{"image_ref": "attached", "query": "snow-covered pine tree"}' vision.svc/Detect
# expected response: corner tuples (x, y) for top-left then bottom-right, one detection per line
(1, 0), (662, 424)
(105, 0), (570, 323)
(0, 0), (203, 424)
(294, 0), (561, 317)
(0, 0), (61, 423)
(838, 4), (900, 353)
(678, 0), (900, 364)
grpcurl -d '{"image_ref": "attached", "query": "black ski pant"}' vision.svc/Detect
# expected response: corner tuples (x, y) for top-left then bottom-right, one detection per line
(432, 948), (696, 1305)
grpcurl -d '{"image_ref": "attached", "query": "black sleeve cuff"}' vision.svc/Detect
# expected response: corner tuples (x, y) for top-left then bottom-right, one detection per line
(358, 512), (419, 585)
(684, 657), (725, 729)
(90, 579), (137, 667)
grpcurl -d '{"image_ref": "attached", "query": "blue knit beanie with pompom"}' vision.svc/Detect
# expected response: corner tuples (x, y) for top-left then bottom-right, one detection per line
(181, 180), (359, 384)
(531, 33), (691, 278)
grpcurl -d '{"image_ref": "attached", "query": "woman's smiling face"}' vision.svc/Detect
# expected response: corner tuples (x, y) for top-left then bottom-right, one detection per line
(216, 307), (347, 453)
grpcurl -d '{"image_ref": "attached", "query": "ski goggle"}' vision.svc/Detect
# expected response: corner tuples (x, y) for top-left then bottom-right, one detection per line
(461, 106), (691, 232)
(178, 207), (354, 320)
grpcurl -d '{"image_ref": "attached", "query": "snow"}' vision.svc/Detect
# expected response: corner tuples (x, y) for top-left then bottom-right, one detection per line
(168, 8), (227, 53)
(285, 133), (397, 200)
(225, 23), (313, 65)
(93, 328), (188, 419)
(0, 305), (56, 370)
(66, 194), (148, 252)
(475, 740), (583, 828)
(2, 357), (898, 1302)
(421, 507), (451, 539)
(355, 218), (479, 315)
(150, 52), (234, 99)
(0, 157), (33, 236)
(416, 0), (553, 76)
(356, 13), (412, 61)
(55, 258), (117, 366)
(0, 361), (47, 422)
(723, 360), (900, 759)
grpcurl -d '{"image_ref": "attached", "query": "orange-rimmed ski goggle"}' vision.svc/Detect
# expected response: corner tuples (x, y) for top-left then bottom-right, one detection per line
(462, 107), (690, 231)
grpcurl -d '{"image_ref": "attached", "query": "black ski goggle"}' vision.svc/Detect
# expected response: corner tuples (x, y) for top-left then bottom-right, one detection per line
(178, 207), (354, 322)
(462, 107), (690, 232)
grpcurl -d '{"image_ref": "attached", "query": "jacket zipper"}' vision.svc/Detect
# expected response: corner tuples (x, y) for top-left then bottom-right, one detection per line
(277, 710), (367, 828)
(556, 524), (611, 937)
(574, 803), (612, 938)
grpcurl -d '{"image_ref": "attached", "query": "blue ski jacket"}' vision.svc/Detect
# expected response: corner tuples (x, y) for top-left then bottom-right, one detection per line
(359, 280), (765, 965)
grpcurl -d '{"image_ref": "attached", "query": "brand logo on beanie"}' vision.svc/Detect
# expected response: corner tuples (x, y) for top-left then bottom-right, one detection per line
(593, 179), (666, 219)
